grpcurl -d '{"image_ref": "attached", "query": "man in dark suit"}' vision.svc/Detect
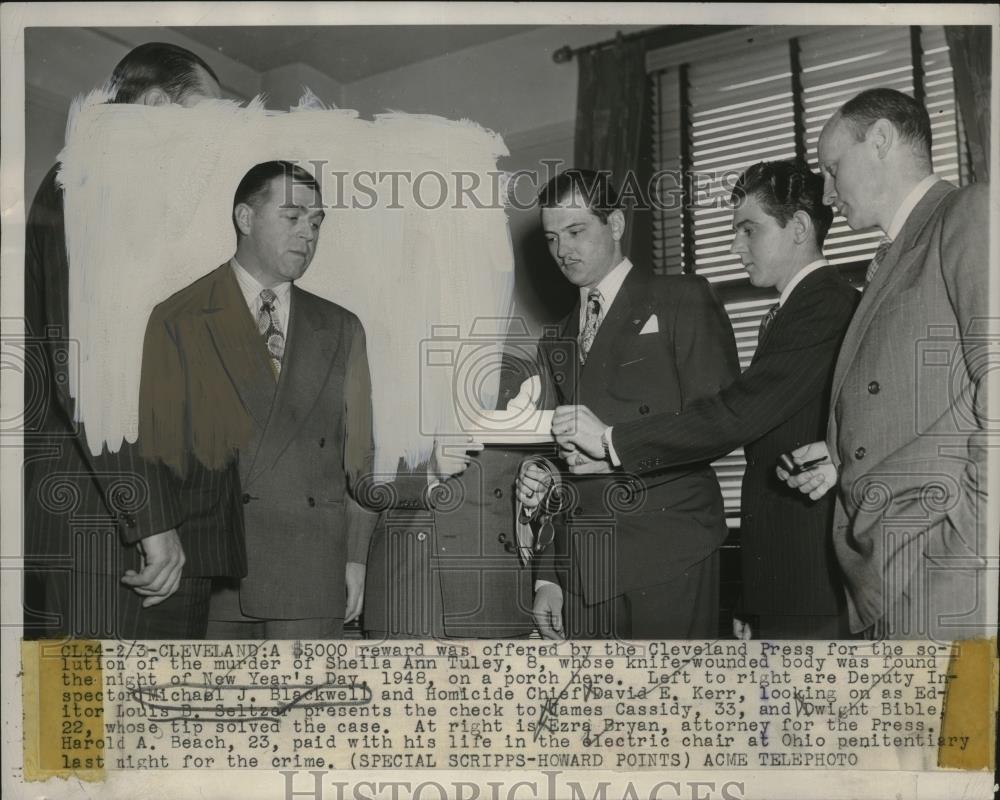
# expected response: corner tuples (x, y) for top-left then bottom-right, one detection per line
(517, 169), (740, 640)
(139, 161), (374, 639)
(24, 42), (232, 639)
(550, 161), (859, 639)
(781, 89), (990, 641)
(363, 358), (536, 640)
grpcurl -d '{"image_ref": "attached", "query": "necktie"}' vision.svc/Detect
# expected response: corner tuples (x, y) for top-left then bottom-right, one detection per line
(759, 302), (780, 338)
(579, 288), (603, 364)
(258, 288), (285, 377)
(865, 236), (893, 286)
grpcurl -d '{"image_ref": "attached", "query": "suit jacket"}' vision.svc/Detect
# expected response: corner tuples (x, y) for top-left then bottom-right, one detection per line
(613, 266), (859, 616)
(24, 165), (243, 582)
(827, 180), (990, 637)
(364, 361), (535, 638)
(536, 266), (740, 604)
(139, 264), (374, 619)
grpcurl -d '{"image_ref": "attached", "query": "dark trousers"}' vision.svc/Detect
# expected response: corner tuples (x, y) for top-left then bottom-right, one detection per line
(207, 617), (344, 639)
(565, 551), (719, 639)
(40, 571), (211, 639)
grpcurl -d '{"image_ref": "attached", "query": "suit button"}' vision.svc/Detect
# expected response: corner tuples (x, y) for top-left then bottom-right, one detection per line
(493, 488), (503, 499)
(854, 447), (866, 460)
(497, 533), (507, 543)
(319, 437), (326, 447)
(868, 381), (880, 394)
(242, 493), (251, 504)
(554, 374), (564, 384)
(639, 404), (650, 415)
(307, 496), (316, 507)
(416, 531), (427, 542)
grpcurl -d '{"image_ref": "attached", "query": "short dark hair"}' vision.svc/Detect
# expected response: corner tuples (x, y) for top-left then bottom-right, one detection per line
(838, 88), (932, 162)
(232, 161), (323, 235)
(537, 169), (621, 223)
(731, 161), (833, 246)
(109, 42), (220, 104)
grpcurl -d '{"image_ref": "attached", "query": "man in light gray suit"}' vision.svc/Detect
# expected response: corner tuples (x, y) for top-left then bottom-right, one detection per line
(780, 88), (990, 641)
(139, 161), (374, 638)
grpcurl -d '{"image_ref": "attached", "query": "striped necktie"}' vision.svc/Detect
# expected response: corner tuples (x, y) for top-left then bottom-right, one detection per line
(579, 288), (603, 364)
(759, 302), (780, 337)
(865, 236), (893, 286)
(258, 288), (285, 378)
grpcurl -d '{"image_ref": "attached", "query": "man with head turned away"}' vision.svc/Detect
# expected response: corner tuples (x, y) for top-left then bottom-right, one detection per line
(138, 161), (374, 639)
(549, 161), (860, 639)
(516, 169), (740, 640)
(778, 88), (990, 641)
(24, 42), (231, 639)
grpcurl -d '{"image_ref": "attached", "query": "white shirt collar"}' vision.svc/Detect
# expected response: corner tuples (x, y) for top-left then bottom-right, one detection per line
(886, 174), (939, 241)
(231, 257), (292, 332)
(778, 258), (829, 307)
(579, 257), (633, 324)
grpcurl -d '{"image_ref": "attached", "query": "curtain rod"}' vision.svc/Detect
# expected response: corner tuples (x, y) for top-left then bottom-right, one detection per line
(552, 27), (666, 63)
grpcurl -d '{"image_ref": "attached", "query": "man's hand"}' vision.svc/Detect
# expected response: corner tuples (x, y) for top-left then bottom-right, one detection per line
(517, 461), (554, 511)
(345, 561), (366, 624)
(552, 405), (607, 459)
(561, 447), (613, 475)
(775, 441), (838, 500)
(733, 617), (752, 641)
(431, 437), (484, 481)
(120, 528), (185, 608)
(533, 582), (565, 640)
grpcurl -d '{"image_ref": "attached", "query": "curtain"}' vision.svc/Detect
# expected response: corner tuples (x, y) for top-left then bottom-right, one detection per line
(574, 35), (650, 264)
(945, 26), (991, 182)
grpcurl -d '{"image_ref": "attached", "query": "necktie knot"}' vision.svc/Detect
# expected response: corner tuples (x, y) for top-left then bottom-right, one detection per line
(260, 288), (277, 311)
(759, 302), (780, 337)
(865, 236), (893, 286)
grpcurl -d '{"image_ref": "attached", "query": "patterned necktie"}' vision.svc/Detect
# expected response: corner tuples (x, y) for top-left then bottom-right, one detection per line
(759, 302), (780, 338)
(579, 288), (603, 364)
(257, 288), (285, 378)
(865, 236), (893, 286)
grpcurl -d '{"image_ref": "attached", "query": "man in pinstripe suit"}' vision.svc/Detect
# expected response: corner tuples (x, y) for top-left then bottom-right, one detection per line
(550, 161), (859, 639)
(23, 43), (238, 639)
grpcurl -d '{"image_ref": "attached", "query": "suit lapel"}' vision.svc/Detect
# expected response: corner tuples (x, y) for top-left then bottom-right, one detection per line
(583, 266), (652, 374)
(202, 264), (277, 436)
(248, 287), (339, 482)
(829, 181), (954, 406)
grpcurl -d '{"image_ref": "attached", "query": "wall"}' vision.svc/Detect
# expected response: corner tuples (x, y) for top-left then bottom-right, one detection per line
(344, 25), (652, 331)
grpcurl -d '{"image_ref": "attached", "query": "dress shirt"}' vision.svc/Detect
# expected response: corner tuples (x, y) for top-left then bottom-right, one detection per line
(577, 257), (634, 330)
(886, 174), (939, 239)
(231, 257), (292, 337)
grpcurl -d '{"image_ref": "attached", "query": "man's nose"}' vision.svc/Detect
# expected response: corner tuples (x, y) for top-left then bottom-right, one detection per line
(729, 238), (743, 256)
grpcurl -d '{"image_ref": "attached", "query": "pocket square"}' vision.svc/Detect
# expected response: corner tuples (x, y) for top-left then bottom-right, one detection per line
(639, 315), (659, 335)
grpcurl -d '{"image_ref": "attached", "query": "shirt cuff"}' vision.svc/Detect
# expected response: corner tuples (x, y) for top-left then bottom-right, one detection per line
(605, 426), (622, 467)
(534, 579), (560, 593)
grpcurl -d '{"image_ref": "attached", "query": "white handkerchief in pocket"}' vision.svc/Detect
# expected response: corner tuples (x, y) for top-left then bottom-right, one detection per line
(639, 315), (659, 335)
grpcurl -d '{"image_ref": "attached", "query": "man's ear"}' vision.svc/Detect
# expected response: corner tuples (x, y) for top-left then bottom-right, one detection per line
(234, 203), (253, 236)
(608, 209), (626, 242)
(137, 86), (172, 107)
(791, 210), (812, 245)
(867, 118), (895, 160)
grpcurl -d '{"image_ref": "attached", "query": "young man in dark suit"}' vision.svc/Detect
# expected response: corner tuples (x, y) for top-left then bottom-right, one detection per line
(548, 161), (859, 639)
(138, 161), (373, 639)
(24, 43), (233, 639)
(518, 169), (740, 640)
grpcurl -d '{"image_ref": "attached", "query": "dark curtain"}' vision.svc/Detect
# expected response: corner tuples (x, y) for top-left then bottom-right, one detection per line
(574, 36), (650, 266)
(945, 26), (991, 182)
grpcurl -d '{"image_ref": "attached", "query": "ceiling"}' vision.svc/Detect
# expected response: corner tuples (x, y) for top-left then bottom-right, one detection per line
(173, 26), (540, 84)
